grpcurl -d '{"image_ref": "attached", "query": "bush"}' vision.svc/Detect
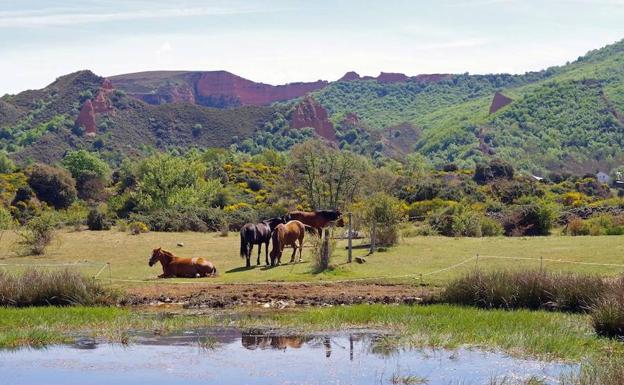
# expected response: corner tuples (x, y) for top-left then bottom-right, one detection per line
(480, 217), (503, 236)
(564, 215), (624, 236)
(429, 204), (487, 237)
(0, 206), (14, 230)
(224, 205), (258, 231)
(473, 159), (514, 184)
(443, 270), (609, 312)
(502, 201), (557, 236)
(363, 192), (405, 247)
(87, 208), (111, 231)
(128, 221), (149, 235)
(18, 213), (58, 255)
(130, 206), (225, 232)
(28, 164), (77, 209)
(0, 269), (117, 306)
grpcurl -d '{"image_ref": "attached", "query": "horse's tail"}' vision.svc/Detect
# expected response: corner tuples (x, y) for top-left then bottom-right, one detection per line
(304, 225), (318, 236)
(239, 230), (247, 259)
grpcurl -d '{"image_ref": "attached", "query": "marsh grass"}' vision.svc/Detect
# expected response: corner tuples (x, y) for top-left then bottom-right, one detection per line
(264, 304), (623, 361)
(560, 356), (624, 385)
(0, 268), (118, 306)
(590, 277), (624, 338)
(443, 270), (609, 312)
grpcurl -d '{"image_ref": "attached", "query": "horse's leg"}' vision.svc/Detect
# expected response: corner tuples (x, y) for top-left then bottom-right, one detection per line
(246, 244), (252, 268)
(299, 236), (304, 262)
(265, 241), (270, 266)
(257, 243), (261, 266)
(290, 244), (297, 263)
(317, 227), (322, 237)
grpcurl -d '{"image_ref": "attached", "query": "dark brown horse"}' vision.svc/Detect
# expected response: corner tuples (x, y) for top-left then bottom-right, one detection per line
(269, 220), (305, 266)
(148, 248), (217, 278)
(239, 217), (285, 267)
(286, 210), (344, 236)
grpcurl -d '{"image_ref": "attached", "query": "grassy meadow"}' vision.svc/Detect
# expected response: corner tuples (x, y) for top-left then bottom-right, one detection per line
(1, 229), (624, 286)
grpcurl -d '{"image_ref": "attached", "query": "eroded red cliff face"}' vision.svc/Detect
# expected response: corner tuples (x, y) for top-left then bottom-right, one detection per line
(74, 79), (115, 135)
(76, 100), (96, 135)
(489, 91), (513, 114)
(194, 71), (328, 106)
(290, 96), (336, 142)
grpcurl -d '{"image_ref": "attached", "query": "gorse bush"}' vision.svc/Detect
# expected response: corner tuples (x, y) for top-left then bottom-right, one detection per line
(363, 192), (405, 246)
(564, 214), (624, 236)
(27, 163), (77, 209)
(503, 201), (557, 236)
(0, 269), (117, 306)
(429, 204), (501, 237)
(130, 206), (226, 232)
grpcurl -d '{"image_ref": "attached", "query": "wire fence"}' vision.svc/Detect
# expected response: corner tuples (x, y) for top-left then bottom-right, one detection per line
(1, 254), (623, 286)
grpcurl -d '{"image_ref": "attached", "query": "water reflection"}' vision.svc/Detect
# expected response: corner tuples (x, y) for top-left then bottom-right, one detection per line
(0, 328), (576, 385)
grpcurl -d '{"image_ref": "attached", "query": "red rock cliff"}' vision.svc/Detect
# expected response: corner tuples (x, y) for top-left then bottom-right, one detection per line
(290, 97), (336, 142)
(75, 100), (96, 135)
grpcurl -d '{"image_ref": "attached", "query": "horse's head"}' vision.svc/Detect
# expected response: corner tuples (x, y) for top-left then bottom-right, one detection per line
(264, 217), (286, 231)
(335, 217), (345, 227)
(149, 247), (162, 266)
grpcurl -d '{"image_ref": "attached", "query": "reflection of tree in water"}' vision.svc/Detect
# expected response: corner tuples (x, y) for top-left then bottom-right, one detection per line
(241, 332), (310, 351)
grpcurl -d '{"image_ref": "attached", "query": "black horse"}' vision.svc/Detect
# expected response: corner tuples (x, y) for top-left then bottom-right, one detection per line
(239, 217), (285, 267)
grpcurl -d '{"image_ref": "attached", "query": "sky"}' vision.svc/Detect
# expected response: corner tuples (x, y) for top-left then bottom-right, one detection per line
(1, 0), (623, 95)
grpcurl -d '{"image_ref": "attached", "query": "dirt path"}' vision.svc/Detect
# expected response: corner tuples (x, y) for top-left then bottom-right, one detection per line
(122, 282), (438, 308)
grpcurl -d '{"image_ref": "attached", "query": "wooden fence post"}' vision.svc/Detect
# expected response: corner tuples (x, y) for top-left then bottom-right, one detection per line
(347, 212), (353, 263)
(370, 222), (376, 254)
(321, 228), (330, 270)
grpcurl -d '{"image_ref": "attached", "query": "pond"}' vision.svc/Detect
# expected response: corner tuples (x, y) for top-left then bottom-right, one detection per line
(0, 328), (575, 385)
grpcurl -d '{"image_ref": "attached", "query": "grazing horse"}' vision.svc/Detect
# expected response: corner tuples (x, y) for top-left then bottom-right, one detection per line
(270, 220), (305, 266)
(286, 210), (344, 236)
(148, 247), (216, 278)
(239, 217), (285, 267)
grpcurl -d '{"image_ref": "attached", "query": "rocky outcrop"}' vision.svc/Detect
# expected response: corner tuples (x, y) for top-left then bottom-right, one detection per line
(377, 72), (410, 83)
(290, 96), (336, 141)
(110, 71), (328, 108)
(489, 91), (513, 114)
(74, 78), (115, 135)
(338, 71), (361, 82)
(75, 100), (96, 135)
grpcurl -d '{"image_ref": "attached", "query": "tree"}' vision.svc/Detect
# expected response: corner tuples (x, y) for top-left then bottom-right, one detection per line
(62, 150), (110, 201)
(0, 151), (15, 173)
(289, 140), (368, 210)
(28, 164), (77, 209)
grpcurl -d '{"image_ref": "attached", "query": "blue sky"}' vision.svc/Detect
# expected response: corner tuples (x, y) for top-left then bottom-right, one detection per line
(1, 0), (623, 95)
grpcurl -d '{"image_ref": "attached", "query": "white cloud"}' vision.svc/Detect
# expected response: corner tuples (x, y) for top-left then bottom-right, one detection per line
(0, 6), (262, 28)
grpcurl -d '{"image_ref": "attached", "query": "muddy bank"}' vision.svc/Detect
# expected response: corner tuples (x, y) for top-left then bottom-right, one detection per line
(122, 282), (437, 308)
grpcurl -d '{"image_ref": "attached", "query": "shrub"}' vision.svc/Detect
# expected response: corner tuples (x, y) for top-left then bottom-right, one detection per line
(502, 201), (557, 236)
(27, 163), (77, 209)
(224, 205), (258, 231)
(429, 204), (485, 237)
(18, 212), (58, 255)
(128, 221), (149, 235)
(130, 207), (225, 232)
(0, 206), (14, 230)
(0, 151), (15, 173)
(565, 217), (590, 236)
(363, 192), (405, 247)
(473, 159), (514, 184)
(480, 217), (503, 236)
(87, 208), (111, 231)
(0, 269), (117, 306)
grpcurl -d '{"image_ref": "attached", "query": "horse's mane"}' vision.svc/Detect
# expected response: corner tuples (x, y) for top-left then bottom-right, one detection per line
(158, 248), (176, 261)
(316, 210), (341, 221)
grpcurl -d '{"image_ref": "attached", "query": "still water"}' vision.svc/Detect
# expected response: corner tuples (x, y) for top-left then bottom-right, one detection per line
(0, 328), (575, 385)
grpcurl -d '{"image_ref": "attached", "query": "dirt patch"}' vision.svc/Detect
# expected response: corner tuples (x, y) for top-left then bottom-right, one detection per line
(122, 282), (438, 308)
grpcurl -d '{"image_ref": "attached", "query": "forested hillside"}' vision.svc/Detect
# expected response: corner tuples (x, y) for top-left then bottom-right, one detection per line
(0, 39), (623, 174)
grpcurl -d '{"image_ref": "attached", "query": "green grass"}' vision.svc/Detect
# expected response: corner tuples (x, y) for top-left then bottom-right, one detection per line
(1, 230), (623, 287)
(0, 306), (220, 348)
(1, 303), (621, 361)
(260, 304), (623, 361)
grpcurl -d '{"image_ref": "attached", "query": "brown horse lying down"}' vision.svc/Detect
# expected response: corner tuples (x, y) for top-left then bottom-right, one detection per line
(270, 220), (305, 266)
(286, 210), (343, 236)
(149, 247), (217, 278)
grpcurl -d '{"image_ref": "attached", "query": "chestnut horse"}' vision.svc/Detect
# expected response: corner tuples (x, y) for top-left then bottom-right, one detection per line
(148, 248), (216, 278)
(269, 220), (305, 266)
(239, 217), (285, 267)
(286, 210), (344, 236)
